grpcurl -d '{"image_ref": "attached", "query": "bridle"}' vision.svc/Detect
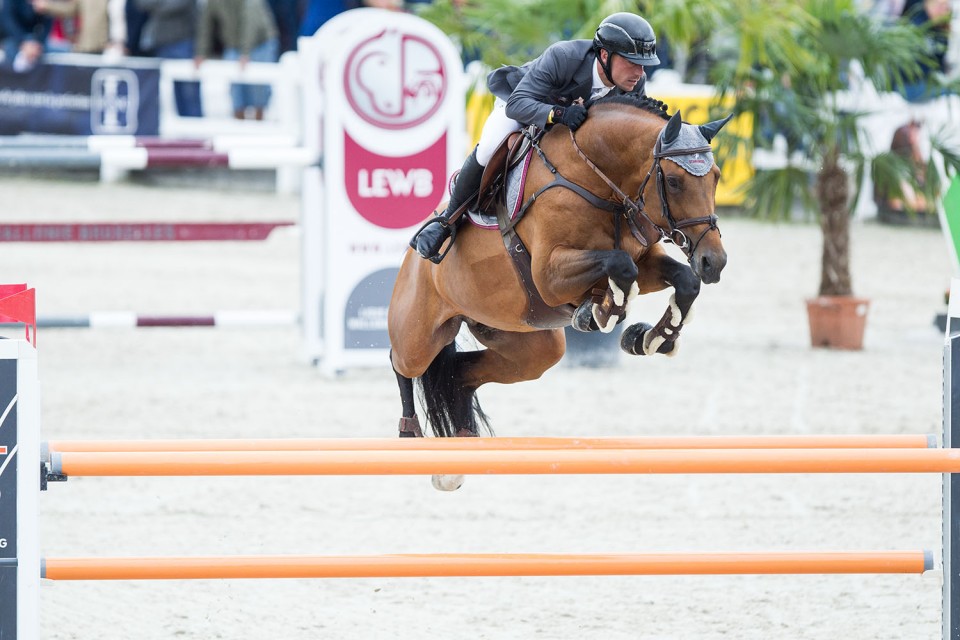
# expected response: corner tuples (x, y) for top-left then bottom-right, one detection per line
(566, 127), (720, 259)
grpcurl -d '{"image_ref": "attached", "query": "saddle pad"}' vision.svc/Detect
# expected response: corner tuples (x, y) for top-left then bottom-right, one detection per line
(468, 151), (533, 229)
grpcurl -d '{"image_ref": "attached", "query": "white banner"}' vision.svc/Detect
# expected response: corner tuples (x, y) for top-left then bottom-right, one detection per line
(300, 9), (465, 374)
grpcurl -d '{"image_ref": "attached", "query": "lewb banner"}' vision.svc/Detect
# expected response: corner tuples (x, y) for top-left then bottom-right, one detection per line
(300, 9), (465, 373)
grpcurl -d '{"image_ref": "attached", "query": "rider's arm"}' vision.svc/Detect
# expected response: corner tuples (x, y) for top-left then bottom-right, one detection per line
(505, 43), (575, 129)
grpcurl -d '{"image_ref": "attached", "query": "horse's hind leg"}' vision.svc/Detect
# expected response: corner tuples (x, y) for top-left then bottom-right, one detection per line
(422, 326), (566, 492)
(462, 325), (567, 387)
(391, 351), (423, 438)
(419, 326), (566, 438)
(418, 342), (491, 439)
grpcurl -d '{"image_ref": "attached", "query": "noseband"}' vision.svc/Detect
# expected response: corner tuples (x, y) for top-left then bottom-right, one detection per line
(568, 128), (720, 260)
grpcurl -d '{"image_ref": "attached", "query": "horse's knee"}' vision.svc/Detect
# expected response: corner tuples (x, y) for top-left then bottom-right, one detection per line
(603, 251), (640, 291)
(390, 350), (424, 379)
(390, 338), (442, 379)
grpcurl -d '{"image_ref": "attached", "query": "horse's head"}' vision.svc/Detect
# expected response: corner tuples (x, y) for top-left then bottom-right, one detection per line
(573, 96), (731, 284)
(640, 109), (731, 284)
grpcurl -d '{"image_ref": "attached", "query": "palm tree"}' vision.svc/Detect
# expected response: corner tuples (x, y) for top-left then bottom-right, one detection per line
(710, 0), (960, 297)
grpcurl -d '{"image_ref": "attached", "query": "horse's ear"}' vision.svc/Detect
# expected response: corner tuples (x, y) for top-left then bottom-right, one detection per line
(662, 111), (682, 145)
(699, 114), (734, 143)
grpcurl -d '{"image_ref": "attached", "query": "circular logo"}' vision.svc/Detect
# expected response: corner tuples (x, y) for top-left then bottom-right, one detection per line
(344, 29), (447, 130)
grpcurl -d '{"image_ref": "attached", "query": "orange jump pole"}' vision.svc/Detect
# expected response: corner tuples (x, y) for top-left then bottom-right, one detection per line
(49, 447), (960, 477)
(41, 551), (932, 580)
(44, 434), (936, 453)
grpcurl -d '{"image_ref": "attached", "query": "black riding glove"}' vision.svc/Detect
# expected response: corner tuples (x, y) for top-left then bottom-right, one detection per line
(551, 104), (587, 131)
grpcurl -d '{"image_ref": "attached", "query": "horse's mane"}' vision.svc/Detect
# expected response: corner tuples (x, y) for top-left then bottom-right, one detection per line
(587, 93), (670, 121)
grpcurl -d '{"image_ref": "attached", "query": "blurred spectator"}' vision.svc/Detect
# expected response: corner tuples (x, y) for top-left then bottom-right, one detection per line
(29, 0), (126, 56)
(134, 0), (202, 116)
(124, 0), (149, 55)
(298, 0), (360, 37)
(362, 0), (401, 9)
(645, 32), (671, 80)
(1, 0), (53, 71)
(899, 0), (952, 102)
(40, 5), (77, 53)
(265, 0), (298, 53)
(864, 0), (907, 21)
(875, 119), (938, 223)
(195, 0), (278, 120)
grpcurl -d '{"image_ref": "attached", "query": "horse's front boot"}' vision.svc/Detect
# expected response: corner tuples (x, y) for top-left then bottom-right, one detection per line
(591, 282), (637, 333)
(620, 322), (679, 356)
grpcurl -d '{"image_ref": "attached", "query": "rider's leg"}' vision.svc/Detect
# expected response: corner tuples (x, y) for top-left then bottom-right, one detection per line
(415, 147), (484, 259)
(414, 99), (521, 261)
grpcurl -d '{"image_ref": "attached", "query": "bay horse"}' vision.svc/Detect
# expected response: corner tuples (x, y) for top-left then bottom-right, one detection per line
(389, 95), (731, 463)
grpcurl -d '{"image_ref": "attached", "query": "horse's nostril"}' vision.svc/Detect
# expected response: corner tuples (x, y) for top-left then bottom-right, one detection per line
(700, 256), (711, 274)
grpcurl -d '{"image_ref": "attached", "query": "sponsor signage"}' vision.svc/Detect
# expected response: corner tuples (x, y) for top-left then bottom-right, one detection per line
(300, 8), (465, 373)
(0, 62), (159, 136)
(0, 358), (17, 637)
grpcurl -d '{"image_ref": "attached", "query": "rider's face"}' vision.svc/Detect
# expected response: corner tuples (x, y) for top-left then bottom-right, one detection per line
(599, 50), (646, 92)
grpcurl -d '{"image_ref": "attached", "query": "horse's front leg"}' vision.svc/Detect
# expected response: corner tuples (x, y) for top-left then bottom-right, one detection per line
(533, 247), (640, 332)
(621, 246), (701, 357)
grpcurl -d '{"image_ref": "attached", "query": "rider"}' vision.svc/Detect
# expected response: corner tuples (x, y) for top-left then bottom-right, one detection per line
(412, 11), (661, 262)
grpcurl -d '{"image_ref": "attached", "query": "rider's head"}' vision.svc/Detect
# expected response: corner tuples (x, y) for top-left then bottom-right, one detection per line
(593, 12), (660, 90)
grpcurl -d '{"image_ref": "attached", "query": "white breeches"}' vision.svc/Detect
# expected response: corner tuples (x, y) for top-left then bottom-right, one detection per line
(475, 98), (522, 166)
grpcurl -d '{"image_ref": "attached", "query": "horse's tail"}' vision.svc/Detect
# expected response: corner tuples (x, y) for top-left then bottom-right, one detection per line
(416, 341), (491, 438)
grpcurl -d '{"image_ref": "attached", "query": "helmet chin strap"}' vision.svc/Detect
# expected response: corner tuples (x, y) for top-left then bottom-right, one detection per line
(597, 49), (616, 87)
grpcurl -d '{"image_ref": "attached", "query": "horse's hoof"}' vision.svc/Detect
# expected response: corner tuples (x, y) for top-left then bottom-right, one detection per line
(620, 322), (653, 355)
(571, 300), (599, 332)
(657, 339), (679, 356)
(432, 474), (465, 491)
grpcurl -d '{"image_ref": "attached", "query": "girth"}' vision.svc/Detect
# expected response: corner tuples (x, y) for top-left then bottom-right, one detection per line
(487, 130), (578, 329)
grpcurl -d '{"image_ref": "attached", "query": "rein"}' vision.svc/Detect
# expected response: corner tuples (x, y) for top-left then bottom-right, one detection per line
(516, 122), (720, 260)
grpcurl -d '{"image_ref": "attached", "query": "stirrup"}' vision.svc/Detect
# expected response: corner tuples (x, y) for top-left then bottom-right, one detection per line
(409, 215), (457, 264)
(427, 224), (458, 264)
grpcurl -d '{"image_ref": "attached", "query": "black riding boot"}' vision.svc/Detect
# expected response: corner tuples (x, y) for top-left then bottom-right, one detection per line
(414, 148), (485, 261)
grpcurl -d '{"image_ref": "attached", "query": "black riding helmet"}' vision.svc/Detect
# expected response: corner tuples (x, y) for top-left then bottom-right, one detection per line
(593, 12), (660, 85)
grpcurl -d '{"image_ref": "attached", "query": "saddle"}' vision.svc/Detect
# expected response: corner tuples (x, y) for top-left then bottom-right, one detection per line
(476, 129), (531, 213)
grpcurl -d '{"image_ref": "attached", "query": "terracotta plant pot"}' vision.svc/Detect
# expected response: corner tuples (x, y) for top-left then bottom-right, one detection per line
(806, 296), (870, 350)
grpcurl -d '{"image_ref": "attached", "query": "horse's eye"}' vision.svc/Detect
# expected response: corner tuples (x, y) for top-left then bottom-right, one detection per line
(666, 175), (682, 190)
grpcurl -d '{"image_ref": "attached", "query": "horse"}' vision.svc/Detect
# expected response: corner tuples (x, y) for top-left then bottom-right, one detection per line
(388, 94), (732, 468)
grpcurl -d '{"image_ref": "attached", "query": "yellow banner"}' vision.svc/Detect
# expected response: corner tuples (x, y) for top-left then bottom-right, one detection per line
(655, 91), (749, 206)
(464, 86), (750, 205)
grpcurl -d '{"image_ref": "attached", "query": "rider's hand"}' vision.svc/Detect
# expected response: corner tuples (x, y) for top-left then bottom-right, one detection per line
(551, 104), (587, 131)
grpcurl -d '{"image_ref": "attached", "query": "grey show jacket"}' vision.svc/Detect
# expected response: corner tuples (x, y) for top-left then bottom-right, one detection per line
(486, 39), (648, 130)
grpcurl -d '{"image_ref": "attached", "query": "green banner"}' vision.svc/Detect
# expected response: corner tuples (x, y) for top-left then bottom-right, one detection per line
(944, 176), (960, 271)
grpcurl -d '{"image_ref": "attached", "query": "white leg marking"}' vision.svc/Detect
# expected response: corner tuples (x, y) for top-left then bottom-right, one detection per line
(432, 474), (465, 491)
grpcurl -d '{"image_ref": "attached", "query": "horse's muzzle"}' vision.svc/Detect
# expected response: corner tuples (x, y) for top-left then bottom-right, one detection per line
(692, 247), (727, 284)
